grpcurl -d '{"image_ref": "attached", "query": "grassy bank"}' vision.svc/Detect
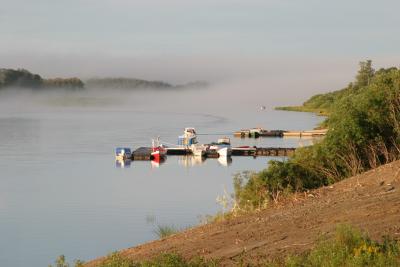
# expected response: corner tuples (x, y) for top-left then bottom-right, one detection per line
(54, 225), (400, 266)
(270, 225), (400, 267)
(275, 105), (329, 116)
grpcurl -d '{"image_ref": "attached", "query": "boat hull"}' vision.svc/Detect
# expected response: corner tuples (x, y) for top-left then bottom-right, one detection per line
(217, 147), (232, 157)
(151, 150), (166, 162)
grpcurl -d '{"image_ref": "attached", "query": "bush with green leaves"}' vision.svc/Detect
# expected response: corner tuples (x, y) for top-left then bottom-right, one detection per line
(99, 252), (217, 267)
(279, 225), (400, 267)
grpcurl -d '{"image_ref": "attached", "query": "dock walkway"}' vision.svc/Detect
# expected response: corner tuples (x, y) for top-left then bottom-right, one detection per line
(129, 146), (296, 160)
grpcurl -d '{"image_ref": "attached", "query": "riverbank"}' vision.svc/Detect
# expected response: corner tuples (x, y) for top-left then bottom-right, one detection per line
(274, 106), (329, 116)
(86, 159), (400, 266)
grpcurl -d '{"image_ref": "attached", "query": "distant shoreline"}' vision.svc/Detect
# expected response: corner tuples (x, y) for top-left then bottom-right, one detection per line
(0, 68), (208, 90)
(274, 105), (329, 116)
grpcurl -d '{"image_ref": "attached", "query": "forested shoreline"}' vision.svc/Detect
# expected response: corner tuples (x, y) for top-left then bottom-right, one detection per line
(0, 68), (207, 90)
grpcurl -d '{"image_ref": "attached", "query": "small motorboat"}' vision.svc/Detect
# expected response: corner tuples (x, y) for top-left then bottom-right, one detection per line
(178, 127), (198, 146)
(151, 138), (166, 162)
(209, 137), (232, 157)
(115, 147), (132, 160)
(217, 147), (230, 157)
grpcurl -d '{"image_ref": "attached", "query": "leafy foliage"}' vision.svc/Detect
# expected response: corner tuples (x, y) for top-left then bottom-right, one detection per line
(277, 225), (400, 267)
(98, 252), (217, 267)
(48, 255), (84, 267)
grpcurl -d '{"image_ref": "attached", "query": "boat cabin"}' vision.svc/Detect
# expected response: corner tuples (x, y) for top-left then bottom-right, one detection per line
(217, 137), (231, 145)
(178, 127), (198, 146)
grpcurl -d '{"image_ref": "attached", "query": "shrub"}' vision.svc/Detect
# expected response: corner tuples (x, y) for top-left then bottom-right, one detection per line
(154, 224), (182, 239)
(281, 225), (400, 267)
(98, 252), (217, 267)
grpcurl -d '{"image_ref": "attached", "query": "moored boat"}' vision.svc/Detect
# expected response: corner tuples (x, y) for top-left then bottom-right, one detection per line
(151, 138), (166, 162)
(115, 147), (132, 160)
(209, 137), (232, 157)
(178, 127), (198, 146)
(217, 147), (230, 157)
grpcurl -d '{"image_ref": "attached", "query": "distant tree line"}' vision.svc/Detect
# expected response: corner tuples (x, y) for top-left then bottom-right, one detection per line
(85, 78), (172, 89)
(0, 68), (208, 90)
(0, 68), (43, 88)
(86, 78), (208, 90)
(0, 68), (84, 89)
(43, 78), (84, 89)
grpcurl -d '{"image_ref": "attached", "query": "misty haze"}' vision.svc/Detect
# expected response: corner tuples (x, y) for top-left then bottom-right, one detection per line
(1, 1), (400, 267)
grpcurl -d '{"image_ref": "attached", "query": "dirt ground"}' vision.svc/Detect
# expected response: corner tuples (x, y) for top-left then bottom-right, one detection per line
(86, 160), (400, 266)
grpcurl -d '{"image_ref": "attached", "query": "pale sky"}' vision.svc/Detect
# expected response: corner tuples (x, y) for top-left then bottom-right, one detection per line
(1, 0), (400, 96)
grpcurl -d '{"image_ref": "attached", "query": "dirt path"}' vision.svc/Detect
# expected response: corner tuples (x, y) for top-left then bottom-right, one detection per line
(87, 160), (400, 266)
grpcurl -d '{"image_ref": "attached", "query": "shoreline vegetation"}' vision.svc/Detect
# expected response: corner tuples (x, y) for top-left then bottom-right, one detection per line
(0, 68), (208, 90)
(274, 60), (378, 117)
(57, 60), (400, 266)
(233, 60), (400, 212)
(56, 225), (399, 267)
(274, 105), (329, 116)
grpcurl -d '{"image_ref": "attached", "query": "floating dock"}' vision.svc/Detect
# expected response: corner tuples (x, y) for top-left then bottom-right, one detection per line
(282, 129), (327, 137)
(165, 147), (191, 155)
(232, 147), (295, 156)
(129, 146), (296, 160)
(234, 128), (327, 138)
(234, 129), (285, 138)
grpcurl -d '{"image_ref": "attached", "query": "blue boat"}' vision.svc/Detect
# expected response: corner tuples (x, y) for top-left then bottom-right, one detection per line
(115, 147), (132, 160)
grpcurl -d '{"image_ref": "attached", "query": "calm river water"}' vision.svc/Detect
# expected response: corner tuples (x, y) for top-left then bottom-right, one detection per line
(0, 89), (324, 266)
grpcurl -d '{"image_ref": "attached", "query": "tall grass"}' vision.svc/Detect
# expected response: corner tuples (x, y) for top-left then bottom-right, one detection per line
(267, 225), (400, 267)
(99, 252), (217, 267)
(154, 224), (182, 239)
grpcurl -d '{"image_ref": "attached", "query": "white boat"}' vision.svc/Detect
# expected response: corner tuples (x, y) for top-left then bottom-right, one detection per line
(217, 147), (230, 157)
(178, 127), (198, 146)
(209, 137), (232, 157)
(115, 147), (132, 160)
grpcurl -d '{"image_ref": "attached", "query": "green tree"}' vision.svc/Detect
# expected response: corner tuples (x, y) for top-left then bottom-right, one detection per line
(355, 60), (375, 87)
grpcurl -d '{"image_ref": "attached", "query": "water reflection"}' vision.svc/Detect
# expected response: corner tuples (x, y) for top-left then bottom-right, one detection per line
(151, 158), (166, 168)
(177, 155), (206, 167)
(217, 156), (232, 167)
(115, 159), (131, 168)
(116, 155), (234, 168)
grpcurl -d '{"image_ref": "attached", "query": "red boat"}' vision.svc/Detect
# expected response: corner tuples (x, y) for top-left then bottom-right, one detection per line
(151, 138), (166, 162)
